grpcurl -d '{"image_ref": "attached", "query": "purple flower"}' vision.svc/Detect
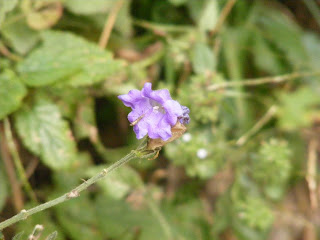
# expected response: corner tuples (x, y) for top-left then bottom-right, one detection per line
(118, 83), (190, 141)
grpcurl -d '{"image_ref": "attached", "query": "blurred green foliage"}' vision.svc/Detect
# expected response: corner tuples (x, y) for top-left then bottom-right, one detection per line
(1, 0), (320, 239)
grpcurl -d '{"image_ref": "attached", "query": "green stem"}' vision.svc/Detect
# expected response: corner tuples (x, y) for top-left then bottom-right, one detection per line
(207, 71), (320, 91)
(0, 140), (151, 231)
(3, 118), (37, 203)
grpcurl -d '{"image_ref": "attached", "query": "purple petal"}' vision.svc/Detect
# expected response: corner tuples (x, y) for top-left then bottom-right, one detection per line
(118, 89), (142, 108)
(163, 100), (183, 125)
(133, 122), (148, 139)
(147, 115), (172, 140)
(141, 82), (152, 98)
(141, 82), (172, 104)
(127, 98), (151, 123)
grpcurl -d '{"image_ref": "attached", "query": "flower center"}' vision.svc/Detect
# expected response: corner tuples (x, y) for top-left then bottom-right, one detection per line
(149, 100), (165, 114)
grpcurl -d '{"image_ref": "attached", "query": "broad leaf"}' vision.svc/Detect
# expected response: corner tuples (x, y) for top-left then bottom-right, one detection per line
(198, 0), (218, 32)
(14, 96), (77, 169)
(1, 17), (39, 55)
(192, 42), (216, 74)
(0, 70), (27, 120)
(18, 30), (123, 86)
(0, 0), (18, 26)
(277, 87), (320, 130)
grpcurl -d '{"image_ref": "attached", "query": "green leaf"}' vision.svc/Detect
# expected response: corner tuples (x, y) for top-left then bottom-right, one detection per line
(0, 70), (27, 120)
(1, 17), (39, 55)
(55, 196), (104, 240)
(254, 3), (308, 69)
(278, 87), (320, 130)
(85, 165), (143, 199)
(17, 30), (123, 87)
(95, 196), (167, 240)
(198, 0), (218, 32)
(14, 96), (77, 170)
(0, 232), (3, 240)
(252, 32), (286, 74)
(302, 32), (320, 70)
(12, 232), (24, 240)
(64, 0), (114, 15)
(0, 0), (18, 26)
(192, 42), (216, 74)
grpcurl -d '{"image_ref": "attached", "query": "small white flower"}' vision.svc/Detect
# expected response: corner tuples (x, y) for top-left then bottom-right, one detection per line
(182, 133), (192, 142)
(197, 148), (208, 159)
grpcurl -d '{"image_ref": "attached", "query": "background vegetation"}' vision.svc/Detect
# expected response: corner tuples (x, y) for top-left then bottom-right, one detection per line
(0, 0), (320, 239)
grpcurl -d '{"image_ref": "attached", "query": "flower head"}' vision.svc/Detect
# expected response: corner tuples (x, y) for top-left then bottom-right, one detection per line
(118, 83), (190, 141)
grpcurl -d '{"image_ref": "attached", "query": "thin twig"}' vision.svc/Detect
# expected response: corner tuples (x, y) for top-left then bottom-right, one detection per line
(306, 138), (318, 210)
(208, 71), (320, 91)
(236, 105), (278, 146)
(0, 139), (155, 230)
(4, 118), (38, 203)
(0, 122), (24, 212)
(99, 0), (125, 49)
(210, 0), (237, 36)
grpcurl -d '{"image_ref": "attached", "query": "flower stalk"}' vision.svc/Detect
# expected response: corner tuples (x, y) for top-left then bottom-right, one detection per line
(0, 139), (154, 231)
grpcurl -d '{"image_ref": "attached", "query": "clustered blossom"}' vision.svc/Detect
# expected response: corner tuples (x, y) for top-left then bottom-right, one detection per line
(118, 83), (190, 141)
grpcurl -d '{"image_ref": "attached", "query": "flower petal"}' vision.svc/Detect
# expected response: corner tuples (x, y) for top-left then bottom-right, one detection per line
(147, 115), (172, 141)
(141, 82), (152, 98)
(141, 82), (172, 104)
(163, 100), (183, 125)
(118, 89), (142, 108)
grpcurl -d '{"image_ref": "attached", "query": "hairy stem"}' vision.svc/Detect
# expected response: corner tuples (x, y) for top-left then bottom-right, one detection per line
(0, 140), (151, 231)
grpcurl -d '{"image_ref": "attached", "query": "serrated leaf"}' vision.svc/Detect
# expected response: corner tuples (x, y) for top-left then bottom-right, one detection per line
(17, 30), (123, 86)
(45, 231), (58, 240)
(64, 0), (114, 15)
(12, 231), (24, 240)
(85, 165), (143, 199)
(0, 70), (27, 120)
(14, 96), (77, 170)
(1, 17), (39, 55)
(192, 42), (216, 74)
(0, 0), (18, 26)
